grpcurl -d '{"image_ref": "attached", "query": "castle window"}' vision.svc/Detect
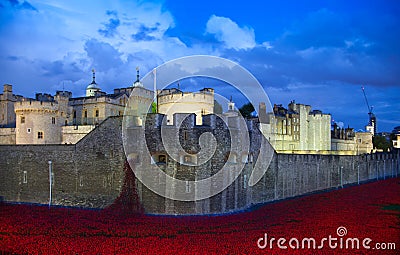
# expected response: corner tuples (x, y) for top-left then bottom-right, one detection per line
(184, 131), (188, 140)
(103, 176), (107, 188)
(38, 131), (44, 139)
(243, 175), (247, 189)
(84, 110), (87, 118)
(228, 153), (237, 164)
(79, 176), (84, 187)
(158, 155), (166, 163)
(27, 128), (31, 133)
(241, 154), (248, 163)
(20, 116), (25, 124)
(73, 110), (76, 119)
(23, 171), (27, 184)
(95, 109), (99, 117)
(184, 155), (192, 163)
(52, 117), (56, 124)
(64, 120), (68, 126)
(185, 180), (190, 193)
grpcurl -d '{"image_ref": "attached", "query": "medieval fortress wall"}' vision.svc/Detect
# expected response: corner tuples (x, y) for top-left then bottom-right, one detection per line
(0, 115), (398, 215)
(0, 117), (126, 208)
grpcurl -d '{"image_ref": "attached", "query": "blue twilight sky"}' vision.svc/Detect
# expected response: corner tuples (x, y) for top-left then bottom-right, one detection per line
(0, 0), (399, 132)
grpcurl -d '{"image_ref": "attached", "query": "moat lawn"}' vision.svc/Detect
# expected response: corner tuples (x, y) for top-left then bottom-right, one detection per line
(1, 178), (399, 254)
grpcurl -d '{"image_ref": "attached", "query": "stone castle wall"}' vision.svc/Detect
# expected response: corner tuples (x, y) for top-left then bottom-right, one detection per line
(0, 116), (126, 208)
(0, 115), (399, 214)
(0, 128), (15, 144)
(61, 125), (96, 144)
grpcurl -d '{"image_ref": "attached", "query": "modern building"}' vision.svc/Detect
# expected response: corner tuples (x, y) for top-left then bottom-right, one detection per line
(393, 134), (400, 149)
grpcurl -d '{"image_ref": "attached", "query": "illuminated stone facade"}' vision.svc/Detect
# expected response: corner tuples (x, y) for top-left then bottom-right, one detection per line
(0, 70), (154, 144)
(157, 88), (214, 125)
(261, 101), (331, 152)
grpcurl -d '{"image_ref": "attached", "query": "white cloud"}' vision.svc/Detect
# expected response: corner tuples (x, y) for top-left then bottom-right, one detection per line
(262, 41), (273, 50)
(206, 15), (256, 50)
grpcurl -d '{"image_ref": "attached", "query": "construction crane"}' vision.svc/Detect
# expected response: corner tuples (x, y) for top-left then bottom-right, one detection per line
(361, 86), (376, 135)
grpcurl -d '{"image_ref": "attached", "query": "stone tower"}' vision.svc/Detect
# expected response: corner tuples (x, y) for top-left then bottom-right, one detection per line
(157, 88), (214, 125)
(15, 92), (72, 144)
(0, 84), (20, 127)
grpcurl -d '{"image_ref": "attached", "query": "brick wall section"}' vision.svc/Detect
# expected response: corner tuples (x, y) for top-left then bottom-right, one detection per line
(0, 115), (399, 214)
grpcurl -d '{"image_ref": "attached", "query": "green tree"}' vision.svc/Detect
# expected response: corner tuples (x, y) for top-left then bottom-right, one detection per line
(239, 103), (255, 118)
(151, 102), (157, 113)
(214, 100), (223, 114)
(372, 135), (391, 152)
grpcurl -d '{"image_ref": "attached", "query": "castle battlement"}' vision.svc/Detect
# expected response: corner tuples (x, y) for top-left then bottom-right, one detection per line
(127, 112), (260, 133)
(14, 100), (59, 112)
(158, 89), (214, 104)
(70, 96), (118, 105)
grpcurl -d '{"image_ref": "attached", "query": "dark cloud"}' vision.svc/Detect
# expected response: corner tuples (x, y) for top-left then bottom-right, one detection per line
(40, 59), (83, 79)
(3, 0), (37, 11)
(20, 1), (36, 11)
(131, 24), (158, 41)
(106, 10), (117, 16)
(219, 7), (400, 90)
(257, 8), (400, 88)
(84, 39), (123, 71)
(6, 56), (19, 61)
(277, 9), (351, 50)
(98, 10), (120, 38)
(6, 0), (19, 6)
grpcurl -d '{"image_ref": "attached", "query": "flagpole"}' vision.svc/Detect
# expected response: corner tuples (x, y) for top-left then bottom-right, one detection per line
(48, 160), (52, 208)
(153, 68), (158, 113)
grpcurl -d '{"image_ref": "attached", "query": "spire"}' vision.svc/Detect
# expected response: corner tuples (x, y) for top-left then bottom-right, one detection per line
(133, 66), (143, 87)
(228, 96), (235, 111)
(86, 68), (100, 97)
(91, 69), (96, 84)
(136, 66), (140, 83)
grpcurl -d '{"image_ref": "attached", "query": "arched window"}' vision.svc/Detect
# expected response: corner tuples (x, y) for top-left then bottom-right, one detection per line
(242, 153), (249, 163)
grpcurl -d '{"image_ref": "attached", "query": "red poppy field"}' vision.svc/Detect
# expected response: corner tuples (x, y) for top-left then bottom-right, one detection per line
(1, 178), (399, 254)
